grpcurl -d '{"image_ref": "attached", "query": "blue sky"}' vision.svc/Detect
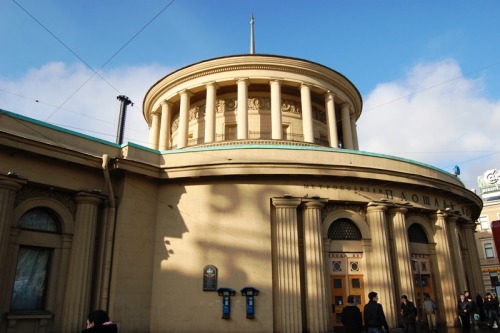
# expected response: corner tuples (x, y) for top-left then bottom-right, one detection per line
(1, 0), (500, 192)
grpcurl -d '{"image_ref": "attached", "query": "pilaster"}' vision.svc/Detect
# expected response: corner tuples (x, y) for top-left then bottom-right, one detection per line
(272, 197), (302, 333)
(432, 211), (458, 326)
(366, 203), (397, 327)
(447, 216), (466, 292)
(302, 200), (329, 333)
(61, 193), (102, 333)
(462, 222), (484, 297)
(388, 207), (415, 301)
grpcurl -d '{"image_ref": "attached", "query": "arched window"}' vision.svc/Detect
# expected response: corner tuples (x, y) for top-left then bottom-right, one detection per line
(328, 218), (362, 240)
(18, 208), (59, 233)
(408, 224), (428, 244)
(10, 208), (60, 311)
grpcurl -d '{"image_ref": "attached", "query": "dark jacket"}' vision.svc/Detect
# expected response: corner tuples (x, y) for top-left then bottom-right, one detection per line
(342, 303), (363, 332)
(364, 300), (389, 331)
(82, 323), (118, 333)
(458, 299), (472, 317)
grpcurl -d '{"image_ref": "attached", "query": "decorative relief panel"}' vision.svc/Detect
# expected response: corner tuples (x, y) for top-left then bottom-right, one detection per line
(15, 185), (76, 216)
(321, 203), (367, 221)
(282, 98), (301, 115)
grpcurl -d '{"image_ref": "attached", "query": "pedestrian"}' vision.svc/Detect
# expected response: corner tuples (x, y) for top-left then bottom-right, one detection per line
(363, 291), (390, 333)
(484, 292), (500, 328)
(82, 309), (118, 333)
(458, 293), (472, 333)
(423, 295), (437, 332)
(476, 293), (485, 322)
(341, 295), (362, 333)
(400, 295), (417, 333)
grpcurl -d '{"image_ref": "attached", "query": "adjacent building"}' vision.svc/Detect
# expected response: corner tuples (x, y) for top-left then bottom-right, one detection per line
(0, 54), (483, 333)
(475, 169), (500, 293)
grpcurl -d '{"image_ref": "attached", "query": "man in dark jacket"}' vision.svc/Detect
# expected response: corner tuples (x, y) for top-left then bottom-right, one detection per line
(342, 295), (363, 332)
(364, 291), (390, 333)
(401, 295), (417, 333)
(82, 309), (118, 333)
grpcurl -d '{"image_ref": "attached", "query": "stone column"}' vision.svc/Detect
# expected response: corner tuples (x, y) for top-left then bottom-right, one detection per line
(462, 222), (484, 296)
(366, 203), (397, 327)
(350, 112), (359, 150)
(341, 104), (353, 149)
(159, 100), (172, 150)
(149, 109), (161, 150)
(204, 82), (218, 143)
(388, 207), (415, 301)
(300, 84), (314, 143)
(237, 79), (249, 140)
(177, 89), (191, 148)
(272, 197), (302, 333)
(0, 178), (24, 291)
(302, 200), (329, 333)
(61, 194), (102, 333)
(447, 216), (467, 292)
(270, 80), (283, 140)
(432, 211), (458, 326)
(324, 91), (338, 148)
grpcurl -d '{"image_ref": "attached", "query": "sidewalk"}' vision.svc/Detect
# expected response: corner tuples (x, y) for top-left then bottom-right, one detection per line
(389, 321), (497, 332)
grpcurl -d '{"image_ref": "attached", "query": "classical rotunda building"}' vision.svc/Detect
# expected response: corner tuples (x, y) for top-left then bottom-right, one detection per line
(0, 53), (483, 333)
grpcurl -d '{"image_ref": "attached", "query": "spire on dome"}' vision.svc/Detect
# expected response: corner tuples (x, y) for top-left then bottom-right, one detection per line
(250, 14), (255, 54)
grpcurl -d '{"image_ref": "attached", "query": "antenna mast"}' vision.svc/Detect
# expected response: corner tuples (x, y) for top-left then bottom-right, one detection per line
(250, 14), (255, 54)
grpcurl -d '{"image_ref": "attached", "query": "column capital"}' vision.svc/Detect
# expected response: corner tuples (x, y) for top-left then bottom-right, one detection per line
(272, 197), (301, 208)
(205, 81), (220, 89)
(388, 207), (408, 215)
(75, 192), (103, 206)
(0, 177), (26, 191)
(461, 221), (478, 231)
(301, 199), (327, 209)
(300, 82), (311, 89)
(324, 90), (336, 100)
(160, 100), (173, 107)
(236, 78), (249, 84)
(367, 202), (389, 212)
(178, 89), (192, 97)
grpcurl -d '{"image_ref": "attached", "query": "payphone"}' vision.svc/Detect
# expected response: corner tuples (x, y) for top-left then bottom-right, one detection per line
(240, 287), (259, 319)
(217, 287), (235, 319)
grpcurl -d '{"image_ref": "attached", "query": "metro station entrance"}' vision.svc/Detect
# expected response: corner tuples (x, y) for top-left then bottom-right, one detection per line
(328, 253), (365, 328)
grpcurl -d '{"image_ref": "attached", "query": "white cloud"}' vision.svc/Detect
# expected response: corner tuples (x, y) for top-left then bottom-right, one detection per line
(0, 61), (172, 146)
(358, 59), (500, 191)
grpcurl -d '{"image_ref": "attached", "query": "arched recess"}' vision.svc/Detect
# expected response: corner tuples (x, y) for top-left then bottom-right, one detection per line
(322, 209), (370, 242)
(5, 196), (75, 332)
(12, 197), (74, 234)
(322, 208), (368, 329)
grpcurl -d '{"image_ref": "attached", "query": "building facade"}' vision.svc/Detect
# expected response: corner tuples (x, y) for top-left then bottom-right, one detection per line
(475, 169), (500, 293)
(0, 55), (483, 333)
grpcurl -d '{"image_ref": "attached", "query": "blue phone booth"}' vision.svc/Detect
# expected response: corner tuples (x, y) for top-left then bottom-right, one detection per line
(217, 288), (235, 319)
(240, 287), (259, 319)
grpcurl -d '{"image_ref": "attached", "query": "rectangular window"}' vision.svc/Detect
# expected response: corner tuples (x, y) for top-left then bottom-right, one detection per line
(10, 246), (51, 311)
(224, 124), (237, 141)
(490, 272), (498, 286)
(485, 243), (495, 259)
(480, 215), (490, 230)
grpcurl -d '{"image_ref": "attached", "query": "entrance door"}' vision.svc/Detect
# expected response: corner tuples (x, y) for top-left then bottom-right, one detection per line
(330, 275), (365, 327)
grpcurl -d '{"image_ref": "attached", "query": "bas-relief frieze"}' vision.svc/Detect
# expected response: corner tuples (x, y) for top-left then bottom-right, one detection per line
(15, 185), (76, 215)
(169, 96), (327, 126)
(321, 203), (366, 221)
(305, 183), (473, 219)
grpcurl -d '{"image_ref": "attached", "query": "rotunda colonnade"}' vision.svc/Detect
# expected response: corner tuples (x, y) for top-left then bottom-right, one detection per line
(143, 55), (363, 151)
